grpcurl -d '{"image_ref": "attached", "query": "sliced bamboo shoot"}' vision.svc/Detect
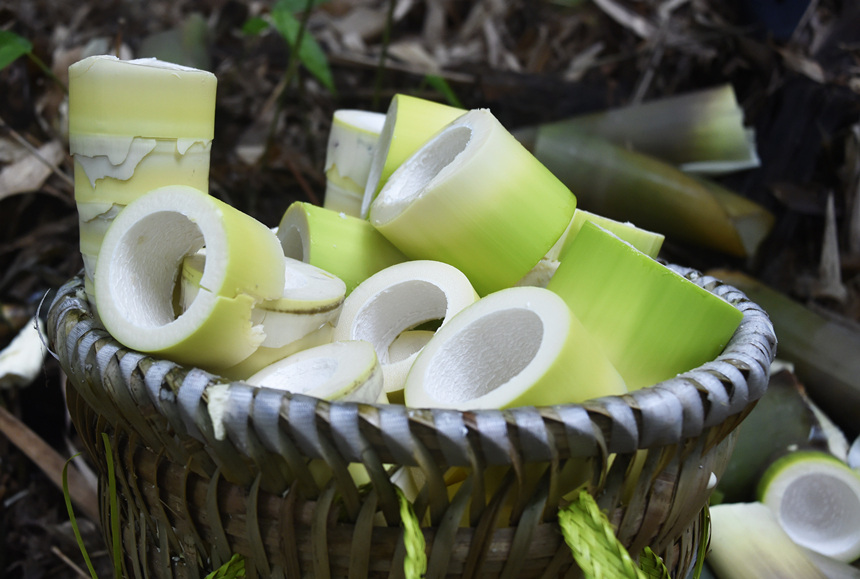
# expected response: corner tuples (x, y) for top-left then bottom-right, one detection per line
(370, 108), (576, 296)
(94, 185), (285, 370)
(333, 260), (479, 398)
(246, 340), (384, 404)
(404, 286), (626, 410)
(527, 130), (773, 258)
(323, 109), (386, 217)
(277, 201), (407, 294)
(360, 94), (465, 217)
(758, 450), (860, 562)
(518, 84), (759, 175)
(69, 55), (217, 304)
(708, 502), (828, 579)
(547, 222), (743, 390)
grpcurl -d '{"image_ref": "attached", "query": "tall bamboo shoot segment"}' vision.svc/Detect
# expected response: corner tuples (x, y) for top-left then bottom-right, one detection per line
(360, 94), (465, 217)
(547, 222), (743, 390)
(94, 185), (285, 370)
(518, 84), (759, 175)
(562, 209), (664, 259)
(277, 201), (407, 294)
(68, 55), (217, 302)
(333, 260), (479, 398)
(757, 450), (860, 562)
(527, 130), (773, 258)
(404, 286), (626, 410)
(370, 109), (577, 296)
(323, 109), (386, 217)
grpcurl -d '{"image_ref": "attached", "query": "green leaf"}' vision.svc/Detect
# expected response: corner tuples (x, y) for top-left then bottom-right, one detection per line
(270, 2), (335, 91)
(558, 491), (644, 579)
(423, 74), (463, 109)
(204, 553), (246, 578)
(241, 17), (269, 36)
(62, 453), (99, 579)
(0, 30), (33, 71)
(397, 487), (426, 579)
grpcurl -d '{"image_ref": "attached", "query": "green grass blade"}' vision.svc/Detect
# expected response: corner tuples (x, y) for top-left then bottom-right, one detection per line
(101, 433), (123, 578)
(0, 30), (33, 71)
(62, 453), (99, 579)
(422, 75), (463, 108)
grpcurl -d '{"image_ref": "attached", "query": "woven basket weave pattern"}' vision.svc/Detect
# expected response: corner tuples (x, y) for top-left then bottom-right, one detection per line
(48, 266), (776, 578)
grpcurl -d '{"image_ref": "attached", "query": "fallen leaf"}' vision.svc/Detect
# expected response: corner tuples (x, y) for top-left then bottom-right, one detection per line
(0, 140), (65, 200)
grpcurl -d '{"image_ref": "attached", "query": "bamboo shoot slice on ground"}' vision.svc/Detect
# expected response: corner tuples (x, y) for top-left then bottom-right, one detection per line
(333, 260), (479, 399)
(323, 109), (386, 217)
(527, 129), (773, 258)
(370, 108), (576, 296)
(708, 502), (828, 578)
(94, 185), (285, 370)
(516, 84), (759, 175)
(547, 222), (743, 390)
(360, 94), (465, 217)
(404, 286), (626, 410)
(757, 450), (860, 563)
(277, 201), (407, 295)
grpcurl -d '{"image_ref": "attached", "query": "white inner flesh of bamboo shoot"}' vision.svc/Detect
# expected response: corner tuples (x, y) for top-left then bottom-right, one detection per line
(370, 126), (471, 223)
(113, 211), (204, 327)
(352, 280), (446, 364)
(426, 308), (542, 403)
(778, 471), (860, 559)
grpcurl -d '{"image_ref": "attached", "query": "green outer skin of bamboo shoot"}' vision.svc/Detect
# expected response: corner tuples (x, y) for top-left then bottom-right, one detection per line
(95, 186), (286, 370)
(561, 208), (664, 259)
(530, 84), (759, 173)
(547, 222), (743, 390)
(710, 269), (860, 439)
(371, 109), (576, 296)
(361, 94), (465, 216)
(277, 201), (407, 295)
(68, 55), (217, 139)
(530, 130), (773, 258)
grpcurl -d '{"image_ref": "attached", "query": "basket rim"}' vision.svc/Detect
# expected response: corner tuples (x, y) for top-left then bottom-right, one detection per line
(46, 264), (776, 467)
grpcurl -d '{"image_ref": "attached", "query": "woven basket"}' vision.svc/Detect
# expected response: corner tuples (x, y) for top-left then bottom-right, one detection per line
(47, 265), (776, 579)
